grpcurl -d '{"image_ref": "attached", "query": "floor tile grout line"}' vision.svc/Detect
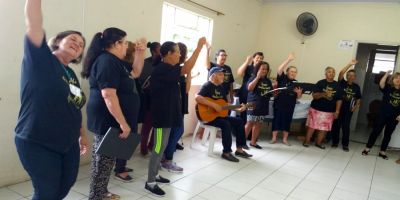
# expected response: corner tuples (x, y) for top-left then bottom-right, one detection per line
(283, 146), (333, 200)
(368, 153), (379, 200)
(326, 144), (359, 200)
(142, 139), (276, 199)
(237, 145), (307, 199)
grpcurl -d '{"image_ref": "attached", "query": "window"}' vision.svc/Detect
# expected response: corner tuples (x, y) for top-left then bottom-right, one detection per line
(160, 2), (214, 85)
(372, 52), (397, 74)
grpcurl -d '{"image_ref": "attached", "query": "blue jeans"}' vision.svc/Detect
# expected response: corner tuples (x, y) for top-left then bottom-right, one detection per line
(15, 137), (80, 200)
(164, 117), (184, 160)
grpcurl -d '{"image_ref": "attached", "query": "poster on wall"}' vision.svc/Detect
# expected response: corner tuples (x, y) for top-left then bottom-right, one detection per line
(338, 40), (355, 50)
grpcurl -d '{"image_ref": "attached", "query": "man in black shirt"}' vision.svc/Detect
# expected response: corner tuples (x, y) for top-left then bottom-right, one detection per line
(196, 67), (252, 162)
(206, 49), (235, 102)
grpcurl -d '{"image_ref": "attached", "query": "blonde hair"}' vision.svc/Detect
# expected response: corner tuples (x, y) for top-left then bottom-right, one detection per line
(388, 72), (400, 87)
(325, 66), (335, 73)
(123, 41), (136, 63)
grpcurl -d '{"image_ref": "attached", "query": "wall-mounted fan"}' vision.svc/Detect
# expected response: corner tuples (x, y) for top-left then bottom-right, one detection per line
(296, 12), (318, 36)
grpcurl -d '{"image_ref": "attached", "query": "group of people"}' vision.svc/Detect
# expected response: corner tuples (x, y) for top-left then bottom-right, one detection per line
(13, 0), (400, 199)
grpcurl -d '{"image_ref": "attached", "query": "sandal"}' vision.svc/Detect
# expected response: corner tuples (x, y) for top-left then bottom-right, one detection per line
(103, 192), (120, 200)
(378, 152), (389, 160)
(361, 149), (370, 156)
(282, 141), (291, 146)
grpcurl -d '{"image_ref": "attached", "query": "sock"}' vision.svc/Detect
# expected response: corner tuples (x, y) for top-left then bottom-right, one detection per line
(147, 182), (156, 188)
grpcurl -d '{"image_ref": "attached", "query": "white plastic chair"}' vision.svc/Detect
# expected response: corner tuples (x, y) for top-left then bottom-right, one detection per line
(191, 121), (221, 156)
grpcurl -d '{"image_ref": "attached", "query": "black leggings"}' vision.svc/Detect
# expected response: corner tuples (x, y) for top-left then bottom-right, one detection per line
(366, 114), (398, 151)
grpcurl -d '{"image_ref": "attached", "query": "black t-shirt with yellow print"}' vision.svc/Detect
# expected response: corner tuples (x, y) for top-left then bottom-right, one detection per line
(311, 79), (342, 113)
(338, 79), (362, 112)
(246, 76), (273, 115)
(209, 63), (234, 95)
(15, 36), (86, 153)
(198, 81), (227, 101)
(381, 84), (400, 117)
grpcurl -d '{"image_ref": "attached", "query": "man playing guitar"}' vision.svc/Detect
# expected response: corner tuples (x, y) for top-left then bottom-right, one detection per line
(195, 67), (252, 162)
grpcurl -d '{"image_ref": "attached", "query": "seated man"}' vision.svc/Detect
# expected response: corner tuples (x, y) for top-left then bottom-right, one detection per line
(195, 67), (252, 162)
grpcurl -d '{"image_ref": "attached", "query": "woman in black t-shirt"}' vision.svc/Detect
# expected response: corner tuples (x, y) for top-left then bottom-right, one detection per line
(271, 53), (302, 146)
(146, 38), (207, 196)
(330, 59), (361, 151)
(82, 28), (146, 200)
(15, 1), (87, 199)
(237, 52), (264, 122)
(161, 41), (203, 173)
(245, 61), (273, 148)
(139, 41), (161, 156)
(362, 70), (400, 160)
(304, 67), (342, 149)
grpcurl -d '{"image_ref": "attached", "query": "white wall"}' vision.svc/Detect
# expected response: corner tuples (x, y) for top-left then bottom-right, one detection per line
(0, 0), (262, 187)
(257, 3), (400, 83)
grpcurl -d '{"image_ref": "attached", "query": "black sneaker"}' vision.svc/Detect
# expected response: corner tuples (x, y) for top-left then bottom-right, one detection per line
(176, 143), (184, 150)
(124, 167), (133, 172)
(331, 144), (339, 148)
(242, 144), (250, 150)
(235, 150), (253, 158)
(145, 183), (165, 196)
(155, 175), (170, 184)
(315, 144), (326, 149)
(343, 146), (349, 152)
(221, 153), (239, 162)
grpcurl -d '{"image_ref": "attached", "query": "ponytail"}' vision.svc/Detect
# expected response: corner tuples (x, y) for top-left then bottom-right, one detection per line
(81, 27), (127, 78)
(81, 32), (103, 78)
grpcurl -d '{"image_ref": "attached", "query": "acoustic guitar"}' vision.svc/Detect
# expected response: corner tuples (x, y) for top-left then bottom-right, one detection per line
(195, 97), (253, 123)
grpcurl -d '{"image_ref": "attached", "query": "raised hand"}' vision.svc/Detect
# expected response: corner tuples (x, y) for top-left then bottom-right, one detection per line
(135, 38), (147, 51)
(197, 37), (207, 49)
(246, 55), (253, 65)
(349, 59), (358, 66)
(287, 52), (295, 61)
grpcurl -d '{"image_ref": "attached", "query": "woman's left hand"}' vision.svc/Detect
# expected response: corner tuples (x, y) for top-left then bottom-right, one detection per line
(334, 111), (340, 119)
(79, 129), (89, 156)
(396, 115), (400, 122)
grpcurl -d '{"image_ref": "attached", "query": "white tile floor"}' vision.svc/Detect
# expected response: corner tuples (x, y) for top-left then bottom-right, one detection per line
(1, 135), (400, 200)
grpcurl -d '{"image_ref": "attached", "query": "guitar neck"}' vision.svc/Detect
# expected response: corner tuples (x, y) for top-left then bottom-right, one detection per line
(222, 105), (242, 110)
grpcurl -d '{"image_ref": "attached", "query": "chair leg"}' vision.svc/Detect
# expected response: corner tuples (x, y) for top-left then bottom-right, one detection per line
(201, 128), (210, 145)
(191, 122), (201, 148)
(208, 128), (217, 156)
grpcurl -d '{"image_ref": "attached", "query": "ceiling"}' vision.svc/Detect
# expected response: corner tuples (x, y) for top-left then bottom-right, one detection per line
(261, 0), (400, 3)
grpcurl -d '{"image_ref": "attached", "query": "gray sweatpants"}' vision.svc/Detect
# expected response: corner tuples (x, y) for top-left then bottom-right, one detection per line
(147, 127), (171, 183)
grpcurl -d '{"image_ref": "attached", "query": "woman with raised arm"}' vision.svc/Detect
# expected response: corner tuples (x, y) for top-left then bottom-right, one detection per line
(161, 42), (201, 173)
(362, 70), (400, 160)
(15, 0), (88, 199)
(271, 53), (302, 146)
(237, 52), (264, 126)
(330, 59), (361, 152)
(146, 38), (206, 196)
(138, 42), (161, 156)
(82, 28), (146, 199)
